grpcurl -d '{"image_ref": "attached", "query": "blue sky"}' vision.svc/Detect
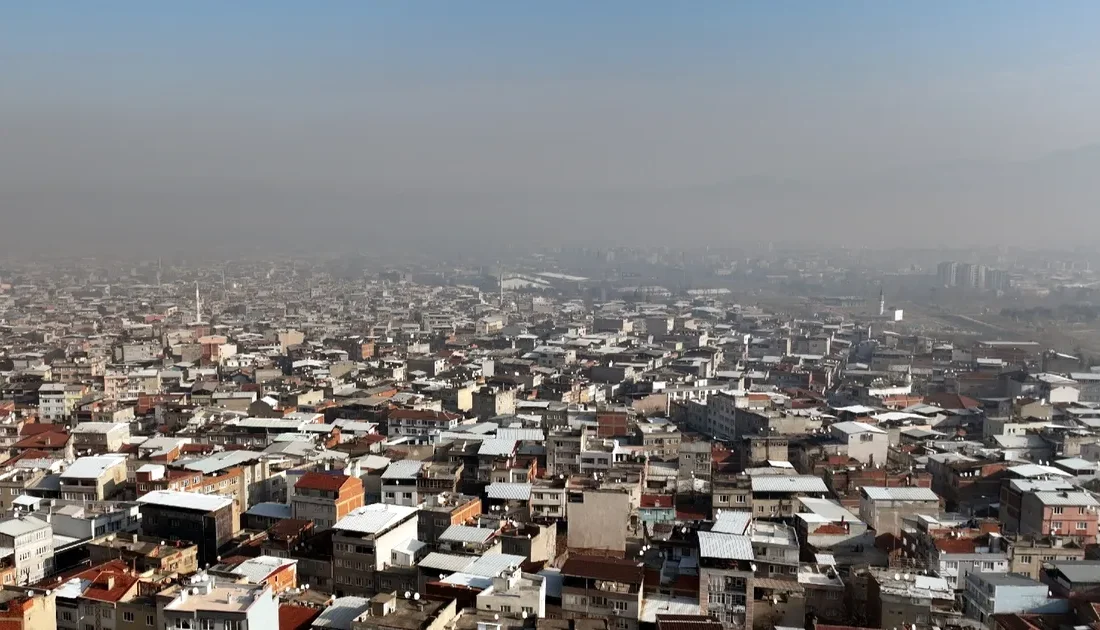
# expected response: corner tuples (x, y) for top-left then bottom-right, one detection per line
(4, 2), (1100, 249)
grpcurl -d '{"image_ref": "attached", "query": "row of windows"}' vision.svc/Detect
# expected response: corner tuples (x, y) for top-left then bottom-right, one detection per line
(170, 619), (243, 630)
(64, 610), (154, 626)
(1049, 521), (1090, 530)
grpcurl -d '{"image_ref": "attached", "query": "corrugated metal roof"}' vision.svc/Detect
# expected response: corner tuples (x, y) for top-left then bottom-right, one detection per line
(698, 531), (754, 560)
(136, 490), (232, 512)
(245, 502), (292, 519)
(830, 421), (886, 435)
(462, 553), (527, 577)
(313, 596), (372, 630)
(860, 486), (939, 502)
(333, 504), (417, 535)
(181, 450), (263, 474)
(496, 428), (544, 442)
(1007, 464), (1072, 478)
(478, 438), (518, 456)
(439, 525), (496, 544)
(486, 482), (532, 501)
(232, 556), (296, 583)
(418, 552), (475, 573)
(1033, 491), (1100, 507)
(751, 476), (828, 494)
(712, 510), (752, 535)
(381, 460), (424, 479)
(61, 455), (127, 479)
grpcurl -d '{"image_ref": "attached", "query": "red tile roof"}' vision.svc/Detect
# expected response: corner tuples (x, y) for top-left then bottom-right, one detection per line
(640, 494), (674, 509)
(294, 472), (359, 493)
(561, 555), (645, 584)
(13, 431), (69, 449)
(279, 604), (321, 630)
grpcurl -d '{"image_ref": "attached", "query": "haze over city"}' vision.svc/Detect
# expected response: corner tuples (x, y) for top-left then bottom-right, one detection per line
(5, 2), (1100, 253)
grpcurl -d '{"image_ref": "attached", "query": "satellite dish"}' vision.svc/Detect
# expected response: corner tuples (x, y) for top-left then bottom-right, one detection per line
(414, 593), (421, 601)
(522, 611), (529, 619)
(404, 591), (411, 599)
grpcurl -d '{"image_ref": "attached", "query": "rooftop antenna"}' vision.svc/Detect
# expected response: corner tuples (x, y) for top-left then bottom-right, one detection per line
(499, 267), (505, 308)
(879, 288), (885, 317)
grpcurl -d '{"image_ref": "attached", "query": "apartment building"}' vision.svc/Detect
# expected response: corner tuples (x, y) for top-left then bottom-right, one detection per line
(136, 491), (235, 566)
(59, 455), (128, 502)
(70, 422), (131, 455)
(0, 515), (53, 585)
(331, 504), (419, 597)
(381, 460), (425, 507)
(38, 383), (87, 423)
(698, 529), (755, 629)
(560, 555), (645, 630)
(1019, 491), (1100, 543)
(291, 472), (365, 530)
(386, 409), (461, 443)
(160, 576), (279, 630)
(858, 486), (941, 537)
(828, 421), (889, 467)
(751, 476), (829, 520)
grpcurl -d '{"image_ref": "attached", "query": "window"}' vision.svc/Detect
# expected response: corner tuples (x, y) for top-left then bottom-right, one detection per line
(147, 615), (155, 626)
(86, 625), (95, 630)
(1053, 507), (1064, 515)
(200, 621), (215, 630)
(522, 607), (534, 615)
(103, 609), (112, 619)
(718, 495), (730, 503)
(1079, 522), (1089, 530)
(1052, 522), (1064, 531)
(226, 622), (243, 630)
(62, 611), (74, 621)
(123, 612), (135, 622)
(500, 606), (512, 613)
(614, 600), (629, 611)
(826, 590), (840, 600)
(736, 495), (746, 503)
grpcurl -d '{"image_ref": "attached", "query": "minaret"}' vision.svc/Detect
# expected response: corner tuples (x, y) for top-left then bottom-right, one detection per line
(878, 288), (885, 317)
(499, 270), (504, 308)
(194, 282), (202, 324)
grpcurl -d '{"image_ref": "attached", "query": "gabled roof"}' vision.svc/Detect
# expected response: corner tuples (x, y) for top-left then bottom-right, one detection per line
(697, 531), (754, 560)
(750, 475), (828, 494)
(294, 472), (358, 493)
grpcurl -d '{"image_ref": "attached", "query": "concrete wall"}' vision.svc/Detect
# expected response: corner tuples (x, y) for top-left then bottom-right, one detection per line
(567, 491), (629, 554)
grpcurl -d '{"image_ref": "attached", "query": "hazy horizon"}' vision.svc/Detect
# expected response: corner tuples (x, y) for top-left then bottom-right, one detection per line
(6, 2), (1100, 255)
